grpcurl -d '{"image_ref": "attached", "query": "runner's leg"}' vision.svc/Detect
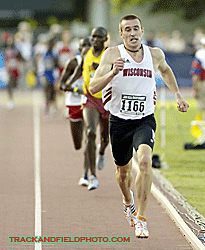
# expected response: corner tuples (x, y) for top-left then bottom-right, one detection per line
(116, 160), (133, 204)
(135, 144), (153, 217)
(83, 107), (99, 176)
(98, 116), (109, 154)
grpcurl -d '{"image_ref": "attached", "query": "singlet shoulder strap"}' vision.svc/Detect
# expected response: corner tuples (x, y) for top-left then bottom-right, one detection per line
(143, 45), (154, 71)
(76, 54), (82, 65)
(117, 44), (126, 58)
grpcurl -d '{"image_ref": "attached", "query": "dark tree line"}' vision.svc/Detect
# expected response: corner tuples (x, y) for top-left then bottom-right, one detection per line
(110, 0), (205, 21)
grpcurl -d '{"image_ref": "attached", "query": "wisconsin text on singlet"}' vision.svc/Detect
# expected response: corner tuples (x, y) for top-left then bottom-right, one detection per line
(123, 68), (152, 78)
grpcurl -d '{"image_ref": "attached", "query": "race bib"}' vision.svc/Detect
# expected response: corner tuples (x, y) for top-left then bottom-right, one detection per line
(120, 94), (146, 116)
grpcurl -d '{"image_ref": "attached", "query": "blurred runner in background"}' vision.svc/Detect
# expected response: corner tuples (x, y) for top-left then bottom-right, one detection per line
(4, 34), (24, 109)
(190, 37), (205, 120)
(42, 38), (59, 122)
(59, 37), (91, 151)
(54, 29), (74, 76)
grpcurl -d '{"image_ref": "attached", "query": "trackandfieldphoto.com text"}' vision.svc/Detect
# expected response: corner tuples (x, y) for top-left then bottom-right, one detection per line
(8, 235), (131, 244)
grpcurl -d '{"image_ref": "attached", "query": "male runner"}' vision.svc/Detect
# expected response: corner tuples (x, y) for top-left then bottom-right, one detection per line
(82, 27), (110, 190)
(90, 14), (189, 237)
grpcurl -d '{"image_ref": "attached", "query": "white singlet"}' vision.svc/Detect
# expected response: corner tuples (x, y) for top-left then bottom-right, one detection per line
(195, 49), (205, 70)
(65, 55), (83, 106)
(102, 44), (156, 120)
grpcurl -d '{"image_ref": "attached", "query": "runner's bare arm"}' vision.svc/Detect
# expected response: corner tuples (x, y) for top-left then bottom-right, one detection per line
(155, 48), (189, 112)
(59, 58), (77, 91)
(89, 47), (123, 94)
(65, 60), (83, 91)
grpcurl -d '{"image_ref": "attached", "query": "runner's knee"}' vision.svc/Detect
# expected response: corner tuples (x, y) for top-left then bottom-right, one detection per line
(116, 164), (131, 180)
(87, 129), (96, 142)
(138, 155), (152, 173)
(116, 167), (126, 180)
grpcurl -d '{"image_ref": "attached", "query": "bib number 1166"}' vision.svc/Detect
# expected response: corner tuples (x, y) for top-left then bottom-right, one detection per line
(120, 94), (146, 116)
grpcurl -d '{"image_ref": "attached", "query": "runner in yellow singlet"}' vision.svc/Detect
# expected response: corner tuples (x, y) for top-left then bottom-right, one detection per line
(79, 27), (110, 190)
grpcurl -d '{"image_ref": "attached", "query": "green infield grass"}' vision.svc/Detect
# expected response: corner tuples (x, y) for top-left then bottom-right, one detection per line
(153, 98), (205, 217)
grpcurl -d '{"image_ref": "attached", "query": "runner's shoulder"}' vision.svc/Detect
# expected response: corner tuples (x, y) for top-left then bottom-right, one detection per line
(102, 46), (120, 63)
(149, 46), (165, 62)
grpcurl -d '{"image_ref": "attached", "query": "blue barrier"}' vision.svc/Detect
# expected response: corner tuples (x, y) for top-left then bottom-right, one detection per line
(165, 52), (194, 88)
(0, 50), (194, 89)
(0, 50), (6, 89)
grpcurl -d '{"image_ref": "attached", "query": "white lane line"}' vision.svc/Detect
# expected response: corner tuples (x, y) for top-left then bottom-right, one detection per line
(132, 158), (205, 250)
(33, 92), (42, 250)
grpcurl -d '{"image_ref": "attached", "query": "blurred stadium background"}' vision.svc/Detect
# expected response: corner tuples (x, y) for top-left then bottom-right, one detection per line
(0, 0), (205, 88)
(0, 0), (205, 84)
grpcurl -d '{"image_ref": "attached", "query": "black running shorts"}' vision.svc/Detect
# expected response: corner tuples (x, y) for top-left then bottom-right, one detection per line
(109, 114), (156, 166)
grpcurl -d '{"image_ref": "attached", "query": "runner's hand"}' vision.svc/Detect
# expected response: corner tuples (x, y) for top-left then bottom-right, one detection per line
(177, 99), (189, 112)
(113, 57), (125, 75)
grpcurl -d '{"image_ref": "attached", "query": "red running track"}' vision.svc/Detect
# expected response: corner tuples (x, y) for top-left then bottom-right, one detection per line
(0, 90), (193, 249)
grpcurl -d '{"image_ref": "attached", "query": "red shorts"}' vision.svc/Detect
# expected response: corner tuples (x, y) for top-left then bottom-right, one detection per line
(66, 105), (83, 121)
(83, 90), (110, 119)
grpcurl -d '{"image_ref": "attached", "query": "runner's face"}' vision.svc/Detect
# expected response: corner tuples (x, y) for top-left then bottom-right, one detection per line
(91, 29), (106, 50)
(120, 19), (144, 49)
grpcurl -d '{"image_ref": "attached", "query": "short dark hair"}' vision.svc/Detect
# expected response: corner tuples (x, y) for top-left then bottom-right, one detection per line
(119, 14), (142, 31)
(92, 27), (108, 38)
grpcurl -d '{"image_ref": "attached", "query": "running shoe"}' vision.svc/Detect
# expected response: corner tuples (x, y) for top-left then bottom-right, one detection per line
(135, 216), (149, 238)
(78, 175), (89, 186)
(123, 190), (138, 227)
(96, 144), (106, 170)
(88, 175), (99, 190)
